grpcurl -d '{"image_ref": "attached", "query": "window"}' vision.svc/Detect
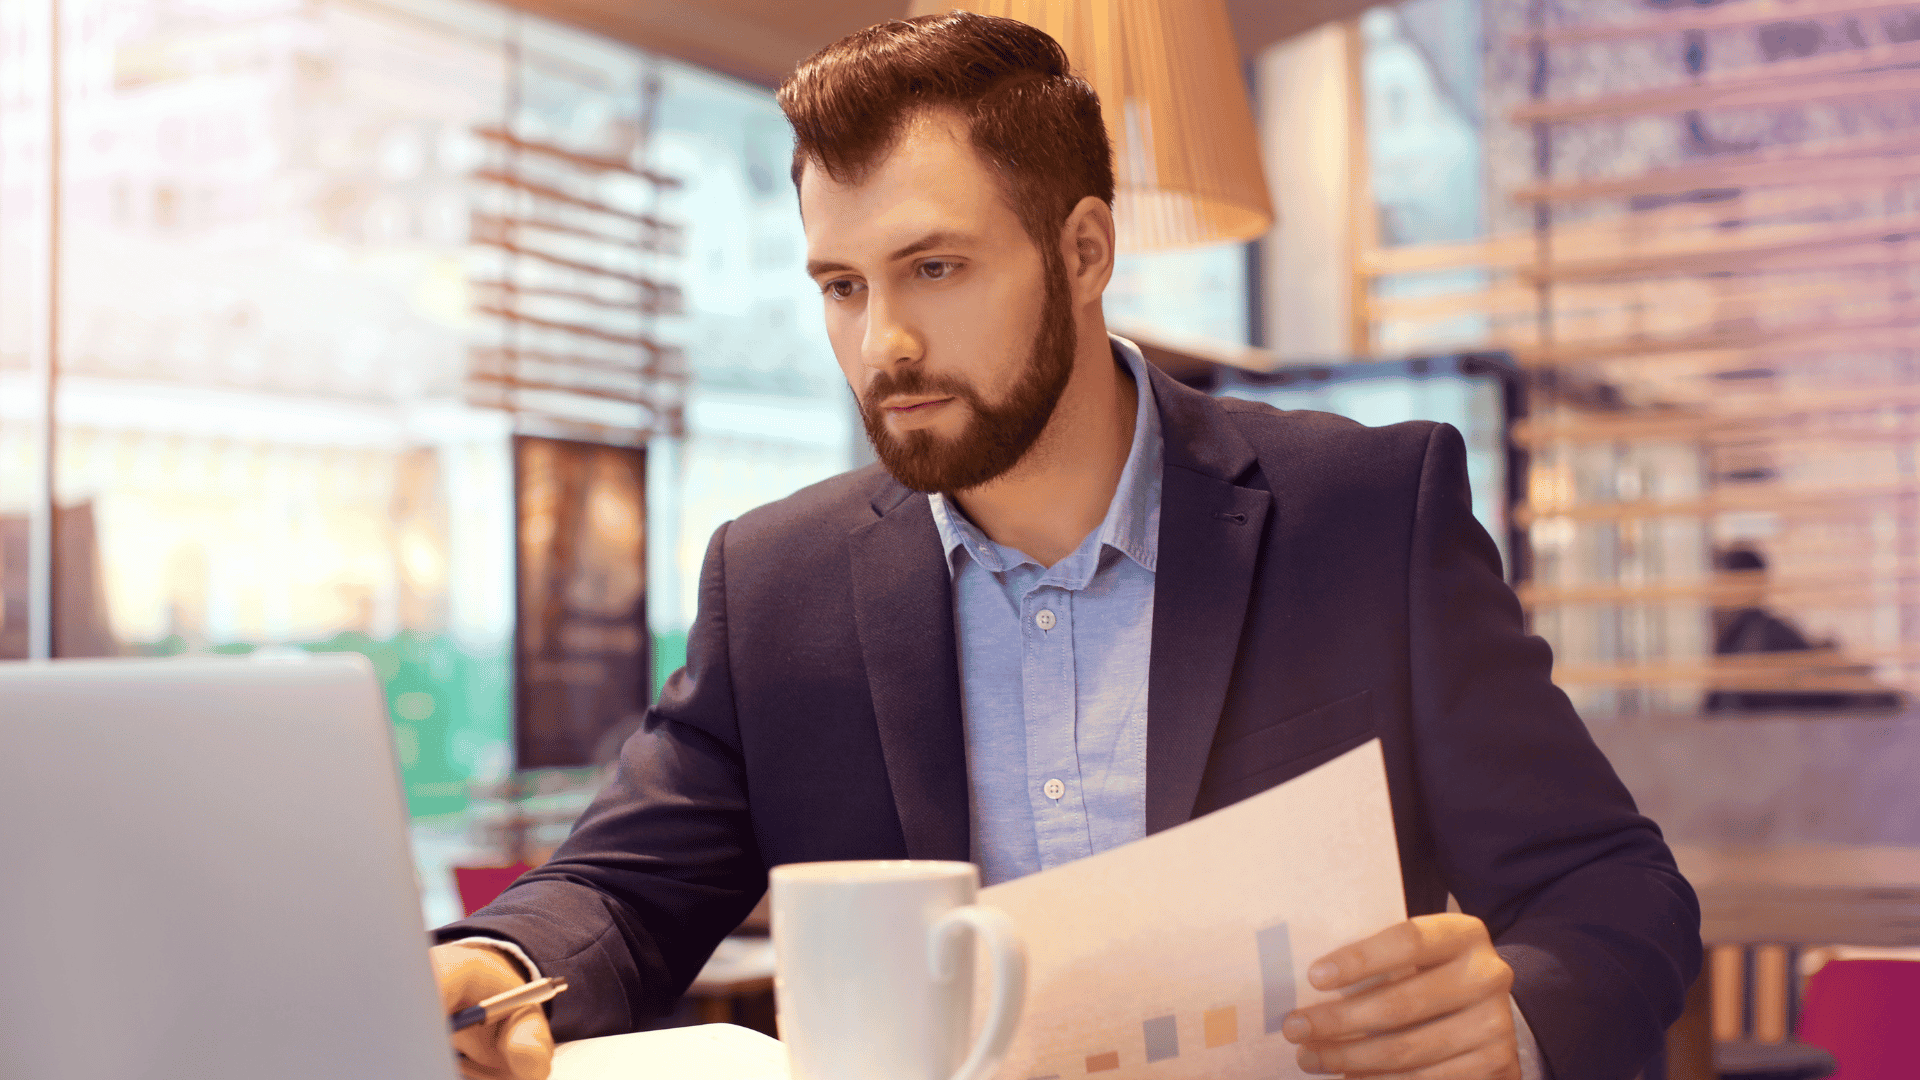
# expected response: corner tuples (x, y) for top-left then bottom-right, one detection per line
(1, 0), (854, 926)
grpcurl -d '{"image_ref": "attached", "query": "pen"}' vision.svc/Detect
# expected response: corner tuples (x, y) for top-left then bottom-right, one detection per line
(449, 976), (569, 1033)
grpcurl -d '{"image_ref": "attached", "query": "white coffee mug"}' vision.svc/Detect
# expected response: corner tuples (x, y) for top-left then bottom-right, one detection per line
(770, 860), (1025, 1080)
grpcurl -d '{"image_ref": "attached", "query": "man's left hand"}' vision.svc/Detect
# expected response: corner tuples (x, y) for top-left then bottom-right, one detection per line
(1281, 913), (1519, 1079)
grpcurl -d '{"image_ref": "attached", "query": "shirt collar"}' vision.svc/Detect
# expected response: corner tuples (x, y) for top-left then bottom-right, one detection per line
(929, 333), (1162, 577)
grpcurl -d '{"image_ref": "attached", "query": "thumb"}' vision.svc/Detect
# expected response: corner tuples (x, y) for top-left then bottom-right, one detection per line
(501, 1006), (554, 1079)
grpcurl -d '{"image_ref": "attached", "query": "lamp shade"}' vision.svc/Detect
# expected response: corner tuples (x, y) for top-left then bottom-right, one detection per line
(910, 0), (1274, 251)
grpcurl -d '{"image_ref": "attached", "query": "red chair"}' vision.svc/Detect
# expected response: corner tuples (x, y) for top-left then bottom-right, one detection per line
(453, 862), (535, 917)
(1797, 958), (1920, 1079)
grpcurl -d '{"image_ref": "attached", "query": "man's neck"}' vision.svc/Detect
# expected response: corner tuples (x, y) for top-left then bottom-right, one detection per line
(949, 327), (1138, 569)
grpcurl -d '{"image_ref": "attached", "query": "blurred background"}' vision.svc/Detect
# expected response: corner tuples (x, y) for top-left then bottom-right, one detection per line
(5, 0), (1920, 1067)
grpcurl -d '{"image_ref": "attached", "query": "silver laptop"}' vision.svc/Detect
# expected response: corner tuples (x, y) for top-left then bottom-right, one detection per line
(0, 655), (459, 1080)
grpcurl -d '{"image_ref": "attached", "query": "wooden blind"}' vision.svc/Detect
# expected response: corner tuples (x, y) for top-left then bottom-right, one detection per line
(1367, 0), (1920, 713)
(466, 86), (686, 444)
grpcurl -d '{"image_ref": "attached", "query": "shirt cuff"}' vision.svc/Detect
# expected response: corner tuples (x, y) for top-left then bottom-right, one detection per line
(448, 935), (542, 982)
(1511, 993), (1545, 1080)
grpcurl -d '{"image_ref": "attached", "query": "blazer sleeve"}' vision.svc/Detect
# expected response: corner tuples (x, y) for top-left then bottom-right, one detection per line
(433, 521), (766, 1040)
(1406, 423), (1702, 1080)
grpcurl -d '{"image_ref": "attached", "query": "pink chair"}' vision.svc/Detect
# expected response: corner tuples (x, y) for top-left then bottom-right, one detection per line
(1797, 958), (1920, 1079)
(453, 862), (535, 917)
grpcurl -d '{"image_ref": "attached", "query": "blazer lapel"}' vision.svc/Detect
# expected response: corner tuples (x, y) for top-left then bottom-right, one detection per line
(848, 487), (972, 862)
(1145, 370), (1273, 835)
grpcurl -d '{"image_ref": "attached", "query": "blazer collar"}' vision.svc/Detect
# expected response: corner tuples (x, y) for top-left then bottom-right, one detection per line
(850, 363), (1272, 853)
(1146, 360), (1260, 485)
(848, 488), (972, 861)
(1141, 367), (1272, 834)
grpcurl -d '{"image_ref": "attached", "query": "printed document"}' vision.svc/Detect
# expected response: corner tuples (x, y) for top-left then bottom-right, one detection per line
(978, 738), (1406, 1080)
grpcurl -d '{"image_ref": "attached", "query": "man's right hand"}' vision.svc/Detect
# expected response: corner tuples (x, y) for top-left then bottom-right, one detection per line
(430, 942), (554, 1080)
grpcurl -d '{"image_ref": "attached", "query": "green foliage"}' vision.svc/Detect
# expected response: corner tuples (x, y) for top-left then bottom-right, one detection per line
(652, 629), (688, 702)
(298, 631), (510, 817)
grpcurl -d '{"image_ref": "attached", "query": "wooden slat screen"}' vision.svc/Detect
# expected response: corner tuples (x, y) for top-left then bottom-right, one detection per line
(1369, 1), (1920, 714)
(465, 73), (686, 444)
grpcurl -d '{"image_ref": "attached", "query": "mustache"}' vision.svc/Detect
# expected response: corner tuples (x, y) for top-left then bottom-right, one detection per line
(861, 368), (980, 412)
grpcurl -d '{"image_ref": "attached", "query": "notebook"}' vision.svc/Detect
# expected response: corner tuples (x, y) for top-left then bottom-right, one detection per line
(550, 1024), (788, 1080)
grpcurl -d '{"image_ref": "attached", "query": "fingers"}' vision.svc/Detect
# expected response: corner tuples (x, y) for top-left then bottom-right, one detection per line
(1313, 1037), (1520, 1080)
(457, 1057), (514, 1080)
(1335, 964), (1420, 1000)
(1286, 934), (1512, 1045)
(453, 1007), (553, 1080)
(1308, 914), (1490, 992)
(1285, 919), (1519, 1080)
(1295, 992), (1515, 1076)
(451, 1022), (508, 1080)
(502, 1006), (554, 1079)
(434, 944), (546, 1076)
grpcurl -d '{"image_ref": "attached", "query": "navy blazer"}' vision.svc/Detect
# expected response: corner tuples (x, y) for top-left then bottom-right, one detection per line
(440, 366), (1702, 1080)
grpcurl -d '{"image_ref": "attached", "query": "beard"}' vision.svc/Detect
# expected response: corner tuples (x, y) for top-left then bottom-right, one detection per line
(858, 252), (1078, 494)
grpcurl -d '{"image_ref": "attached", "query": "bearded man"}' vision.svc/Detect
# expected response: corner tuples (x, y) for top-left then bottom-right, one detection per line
(429, 13), (1701, 1080)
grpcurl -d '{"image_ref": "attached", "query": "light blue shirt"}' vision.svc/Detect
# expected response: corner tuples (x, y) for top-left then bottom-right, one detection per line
(929, 335), (1161, 887)
(926, 336), (1545, 1079)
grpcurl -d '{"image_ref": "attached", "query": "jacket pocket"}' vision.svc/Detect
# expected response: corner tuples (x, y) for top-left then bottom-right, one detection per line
(1207, 688), (1377, 794)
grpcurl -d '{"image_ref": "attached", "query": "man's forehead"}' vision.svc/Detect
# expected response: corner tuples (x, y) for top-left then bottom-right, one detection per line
(799, 112), (1017, 254)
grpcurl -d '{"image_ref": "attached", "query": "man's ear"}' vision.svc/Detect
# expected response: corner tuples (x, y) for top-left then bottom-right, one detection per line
(1059, 195), (1115, 304)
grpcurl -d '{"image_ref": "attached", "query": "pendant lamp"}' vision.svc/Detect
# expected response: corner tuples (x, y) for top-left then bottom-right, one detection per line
(909, 0), (1274, 252)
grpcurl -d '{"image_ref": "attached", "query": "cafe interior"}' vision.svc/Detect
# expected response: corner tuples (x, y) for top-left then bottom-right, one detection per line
(4, 0), (1919, 1076)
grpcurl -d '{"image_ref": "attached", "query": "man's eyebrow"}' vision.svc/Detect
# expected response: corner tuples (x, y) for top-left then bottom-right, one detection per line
(887, 230), (974, 262)
(806, 231), (978, 279)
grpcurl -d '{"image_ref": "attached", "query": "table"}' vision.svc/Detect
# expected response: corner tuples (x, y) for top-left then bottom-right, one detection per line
(686, 935), (776, 1025)
(1662, 845), (1920, 1080)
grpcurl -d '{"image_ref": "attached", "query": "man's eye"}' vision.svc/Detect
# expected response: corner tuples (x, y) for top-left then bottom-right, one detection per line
(918, 260), (959, 281)
(822, 279), (862, 300)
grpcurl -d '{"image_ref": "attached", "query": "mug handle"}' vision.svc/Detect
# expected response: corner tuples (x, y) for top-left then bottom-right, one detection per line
(928, 905), (1027, 1080)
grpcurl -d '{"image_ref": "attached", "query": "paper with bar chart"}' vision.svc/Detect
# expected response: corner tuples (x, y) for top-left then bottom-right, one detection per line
(977, 739), (1406, 1080)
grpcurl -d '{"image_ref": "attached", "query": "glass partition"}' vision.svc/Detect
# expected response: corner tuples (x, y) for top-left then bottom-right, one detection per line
(0, 0), (855, 925)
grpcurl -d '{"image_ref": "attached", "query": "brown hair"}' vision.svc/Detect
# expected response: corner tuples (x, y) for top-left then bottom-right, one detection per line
(776, 11), (1115, 258)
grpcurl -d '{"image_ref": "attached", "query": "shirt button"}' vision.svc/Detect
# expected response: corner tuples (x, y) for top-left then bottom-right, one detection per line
(1043, 778), (1065, 800)
(1034, 609), (1056, 631)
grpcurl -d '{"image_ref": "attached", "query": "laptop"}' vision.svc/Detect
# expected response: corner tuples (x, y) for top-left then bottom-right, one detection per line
(0, 655), (459, 1080)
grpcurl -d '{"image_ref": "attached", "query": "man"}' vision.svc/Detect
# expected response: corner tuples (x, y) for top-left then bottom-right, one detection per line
(1702, 546), (1902, 713)
(429, 13), (1700, 1080)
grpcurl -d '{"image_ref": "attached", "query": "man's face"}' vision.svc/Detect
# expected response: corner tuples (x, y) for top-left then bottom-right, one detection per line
(801, 110), (1077, 493)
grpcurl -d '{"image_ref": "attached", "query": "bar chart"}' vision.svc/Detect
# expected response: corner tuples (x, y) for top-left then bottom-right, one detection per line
(1018, 921), (1296, 1078)
(976, 741), (1407, 1080)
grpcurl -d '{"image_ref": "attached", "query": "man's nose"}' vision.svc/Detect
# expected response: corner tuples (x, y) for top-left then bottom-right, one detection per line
(860, 290), (922, 374)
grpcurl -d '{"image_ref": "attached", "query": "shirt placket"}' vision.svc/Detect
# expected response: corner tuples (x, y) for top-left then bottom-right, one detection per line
(1022, 579), (1091, 870)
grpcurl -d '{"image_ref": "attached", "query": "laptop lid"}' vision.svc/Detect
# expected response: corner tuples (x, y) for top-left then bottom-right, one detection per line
(0, 655), (459, 1080)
